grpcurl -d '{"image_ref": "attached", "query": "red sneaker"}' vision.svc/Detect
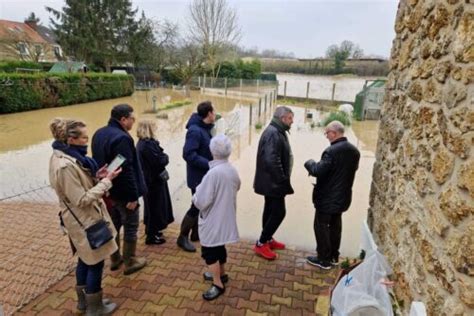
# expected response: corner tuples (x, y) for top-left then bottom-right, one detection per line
(254, 243), (277, 260)
(268, 239), (285, 250)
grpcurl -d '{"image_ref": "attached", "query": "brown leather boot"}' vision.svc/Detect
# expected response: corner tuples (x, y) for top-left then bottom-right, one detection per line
(123, 240), (147, 275)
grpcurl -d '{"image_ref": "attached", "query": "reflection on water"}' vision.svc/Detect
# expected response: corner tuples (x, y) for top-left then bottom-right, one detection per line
(0, 89), (378, 257)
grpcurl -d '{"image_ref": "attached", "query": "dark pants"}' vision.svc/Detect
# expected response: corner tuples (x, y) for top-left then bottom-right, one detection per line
(314, 211), (342, 263)
(76, 258), (104, 294)
(201, 245), (227, 265)
(185, 188), (200, 218)
(110, 201), (139, 242)
(259, 196), (286, 243)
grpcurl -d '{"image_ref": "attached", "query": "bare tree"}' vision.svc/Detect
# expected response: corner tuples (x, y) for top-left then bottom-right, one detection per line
(187, 0), (241, 79)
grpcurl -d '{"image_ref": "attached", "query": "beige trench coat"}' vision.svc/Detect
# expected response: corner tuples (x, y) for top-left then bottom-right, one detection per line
(49, 150), (117, 265)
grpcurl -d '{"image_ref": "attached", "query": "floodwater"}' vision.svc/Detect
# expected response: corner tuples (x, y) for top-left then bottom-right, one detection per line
(0, 88), (378, 258)
(277, 73), (383, 103)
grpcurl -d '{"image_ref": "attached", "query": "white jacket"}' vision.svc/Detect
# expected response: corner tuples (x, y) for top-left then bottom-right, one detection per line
(193, 159), (240, 247)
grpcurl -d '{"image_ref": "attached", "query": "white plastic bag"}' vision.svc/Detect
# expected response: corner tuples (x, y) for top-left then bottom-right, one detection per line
(331, 251), (393, 316)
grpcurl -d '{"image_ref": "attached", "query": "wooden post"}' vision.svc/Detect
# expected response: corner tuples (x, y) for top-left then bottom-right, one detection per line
(203, 74), (206, 94)
(240, 78), (243, 95)
(306, 81), (310, 100)
(198, 76), (201, 88)
(257, 79), (260, 95)
(269, 92), (273, 110)
(284, 81), (287, 98)
(258, 98), (262, 117)
(264, 94), (267, 112)
(225, 78), (228, 96)
(249, 104), (253, 126)
(331, 83), (336, 101)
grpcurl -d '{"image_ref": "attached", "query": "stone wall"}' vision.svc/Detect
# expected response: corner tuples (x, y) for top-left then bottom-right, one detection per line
(368, 0), (473, 314)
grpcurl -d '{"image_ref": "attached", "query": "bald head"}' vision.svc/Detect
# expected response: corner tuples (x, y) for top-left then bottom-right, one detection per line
(325, 120), (345, 142)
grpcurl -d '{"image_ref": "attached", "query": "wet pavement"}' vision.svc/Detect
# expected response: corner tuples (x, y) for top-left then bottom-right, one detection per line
(17, 223), (339, 316)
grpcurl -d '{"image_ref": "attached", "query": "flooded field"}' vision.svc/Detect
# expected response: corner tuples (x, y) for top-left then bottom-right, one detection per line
(0, 88), (378, 258)
(277, 73), (383, 102)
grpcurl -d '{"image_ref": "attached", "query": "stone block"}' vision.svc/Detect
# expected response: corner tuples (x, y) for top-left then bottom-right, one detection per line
(439, 185), (473, 225)
(432, 148), (455, 184)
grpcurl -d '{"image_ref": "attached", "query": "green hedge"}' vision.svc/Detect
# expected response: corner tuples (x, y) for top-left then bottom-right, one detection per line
(0, 60), (44, 73)
(0, 73), (134, 113)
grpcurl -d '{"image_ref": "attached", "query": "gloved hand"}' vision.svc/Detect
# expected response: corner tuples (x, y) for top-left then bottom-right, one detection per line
(304, 159), (316, 172)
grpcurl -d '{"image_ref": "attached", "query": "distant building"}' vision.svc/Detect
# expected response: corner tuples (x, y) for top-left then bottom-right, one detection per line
(353, 79), (386, 120)
(0, 19), (63, 63)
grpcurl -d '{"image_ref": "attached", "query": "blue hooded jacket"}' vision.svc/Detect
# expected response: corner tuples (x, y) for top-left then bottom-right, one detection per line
(182, 113), (214, 190)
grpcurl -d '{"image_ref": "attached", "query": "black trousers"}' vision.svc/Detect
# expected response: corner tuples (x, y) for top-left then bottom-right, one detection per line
(314, 211), (342, 262)
(259, 196), (286, 243)
(186, 188), (200, 218)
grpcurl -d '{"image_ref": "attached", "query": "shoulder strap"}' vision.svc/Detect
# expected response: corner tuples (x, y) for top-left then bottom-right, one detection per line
(62, 200), (85, 228)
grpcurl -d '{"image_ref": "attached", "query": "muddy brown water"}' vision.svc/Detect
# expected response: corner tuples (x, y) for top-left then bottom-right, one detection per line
(0, 88), (378, 258)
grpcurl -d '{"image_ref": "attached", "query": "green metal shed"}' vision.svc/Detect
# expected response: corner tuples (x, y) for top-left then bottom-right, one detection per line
(354, 79), (386, 120)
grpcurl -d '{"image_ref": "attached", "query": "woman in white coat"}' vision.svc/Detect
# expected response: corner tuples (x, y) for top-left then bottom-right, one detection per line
(192, 134), (241, 301)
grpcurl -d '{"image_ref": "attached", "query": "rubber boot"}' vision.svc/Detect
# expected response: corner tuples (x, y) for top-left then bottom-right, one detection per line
(110, 235), (123, 271)
(85, 290), (116, 316)
(76, 286), (111, 313)
(123, 240), (147, 276)
(190, 219), (199, 242)
(177, 214), (196, 252)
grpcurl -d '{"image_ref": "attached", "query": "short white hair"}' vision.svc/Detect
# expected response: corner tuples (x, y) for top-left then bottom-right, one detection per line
(326, 120), (345, 134)
(210, 134), (232, 159)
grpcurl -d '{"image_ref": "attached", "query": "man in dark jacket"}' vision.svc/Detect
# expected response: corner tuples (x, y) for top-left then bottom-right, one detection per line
(178, 101), (216, 252)
(304, 120), (360, 269)
(253, 106), (294, 260)
(92, 104), (147, 275)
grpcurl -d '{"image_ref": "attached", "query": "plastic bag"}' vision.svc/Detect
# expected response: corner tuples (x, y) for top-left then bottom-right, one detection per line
(331, 250), (393, 316)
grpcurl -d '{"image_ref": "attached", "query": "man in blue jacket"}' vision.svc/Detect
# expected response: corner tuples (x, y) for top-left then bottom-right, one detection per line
(178, 101), (216, 252)
(304, 120), (360, 269)
(92, 104), (147, 275)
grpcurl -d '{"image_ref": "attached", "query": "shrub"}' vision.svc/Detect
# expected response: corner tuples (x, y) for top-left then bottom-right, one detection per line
(0, 73), (134, 113)
(0, 60), (43, 73)
(320, 111), (351, 127)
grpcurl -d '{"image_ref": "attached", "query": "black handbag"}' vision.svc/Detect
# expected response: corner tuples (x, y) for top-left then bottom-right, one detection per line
(63, 201), (113, 250)
(159, 169), (170, 181)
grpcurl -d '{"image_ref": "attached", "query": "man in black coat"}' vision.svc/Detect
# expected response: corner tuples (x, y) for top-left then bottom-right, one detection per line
(178, 101), (215, 252)
(92, 104), (147, 275)
(304, 120), (360, 269)
(253, 106), (294, 260)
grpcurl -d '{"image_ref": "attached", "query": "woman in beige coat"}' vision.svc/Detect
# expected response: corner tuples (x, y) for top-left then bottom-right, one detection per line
(49, 118), (121, 315)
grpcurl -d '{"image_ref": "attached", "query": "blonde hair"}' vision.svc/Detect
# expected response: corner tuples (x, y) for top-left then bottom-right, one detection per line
(136, 119), (157, 140)
(49, 117), (86, 143)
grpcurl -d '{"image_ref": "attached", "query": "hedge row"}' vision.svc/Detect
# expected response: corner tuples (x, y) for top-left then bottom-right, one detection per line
(0, 73), (134, 114)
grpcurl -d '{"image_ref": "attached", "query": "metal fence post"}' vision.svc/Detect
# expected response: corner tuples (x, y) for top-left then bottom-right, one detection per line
(249, 104), (253, 126)
(284, 81), (287, 98)
(269, 92), (273, 110)
(240, 78), (243, 96)
(225, 78), (228, 96)
(264, 94), (267, 113)
(198, 76), (201, 88)
(331, 83), (336, 101)
(257, 79), (260, 95)
(306, 81), (310, 100)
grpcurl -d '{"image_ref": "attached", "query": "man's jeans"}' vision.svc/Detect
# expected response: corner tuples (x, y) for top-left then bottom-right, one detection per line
(110, 200), (139, 242)
(76, 258), (104, 294)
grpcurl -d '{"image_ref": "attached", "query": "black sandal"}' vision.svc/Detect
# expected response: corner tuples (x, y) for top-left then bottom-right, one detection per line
(202, 284), (225, 301)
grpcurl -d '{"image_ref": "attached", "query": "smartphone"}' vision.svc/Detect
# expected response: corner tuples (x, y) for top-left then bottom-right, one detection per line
(107, 154), (126, 172)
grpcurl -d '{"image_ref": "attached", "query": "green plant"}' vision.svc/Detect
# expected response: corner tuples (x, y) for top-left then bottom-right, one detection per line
(310, 122), (316, 129)
(278, 98), (297, 105)
(254, 122), (263, 130)
(162, 99), (192, 110)
(340, 258), (351, 270)
(320, 111), (351, 127)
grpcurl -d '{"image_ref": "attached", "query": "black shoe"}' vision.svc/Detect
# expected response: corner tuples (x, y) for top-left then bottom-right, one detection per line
(306, 256), (332, 270)
(145, 236), (166, 245)
(331, 257), (340, 266)
(203, 272), (229, 283)
(202, 284), (225, 301)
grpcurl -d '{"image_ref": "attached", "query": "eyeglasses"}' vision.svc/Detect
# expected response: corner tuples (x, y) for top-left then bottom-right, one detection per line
(324, 130), (335, 136)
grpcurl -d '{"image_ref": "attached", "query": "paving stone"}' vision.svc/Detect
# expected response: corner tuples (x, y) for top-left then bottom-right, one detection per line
(162, 307), (187, 316)
(223, 305), (247, 315)
(280, 305), (303, 316)
(175, 288), (199, 300)
(249, 291), (271, 304)
(199, 302), (226, 314)
(257, 302), (281, 314)
(262, 284), (282, 296)
(282, 288), (303, 300)
(236, 298), (259, 312)
(229, 288), (252, 300)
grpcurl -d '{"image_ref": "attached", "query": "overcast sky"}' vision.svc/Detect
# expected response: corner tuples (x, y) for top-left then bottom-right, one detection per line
(0, 0), (399, 58)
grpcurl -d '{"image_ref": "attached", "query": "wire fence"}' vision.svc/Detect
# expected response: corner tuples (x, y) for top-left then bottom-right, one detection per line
(0, 181), (76, 316)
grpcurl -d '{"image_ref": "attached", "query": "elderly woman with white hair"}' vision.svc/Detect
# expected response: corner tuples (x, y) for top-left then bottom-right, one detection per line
(192, 134), (241, 301)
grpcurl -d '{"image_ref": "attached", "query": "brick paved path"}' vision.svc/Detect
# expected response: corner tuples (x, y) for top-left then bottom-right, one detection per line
(18, 224), (337, 315)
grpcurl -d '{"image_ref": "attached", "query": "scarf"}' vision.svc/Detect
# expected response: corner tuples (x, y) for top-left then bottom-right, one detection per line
(52, 140), (99, 176)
